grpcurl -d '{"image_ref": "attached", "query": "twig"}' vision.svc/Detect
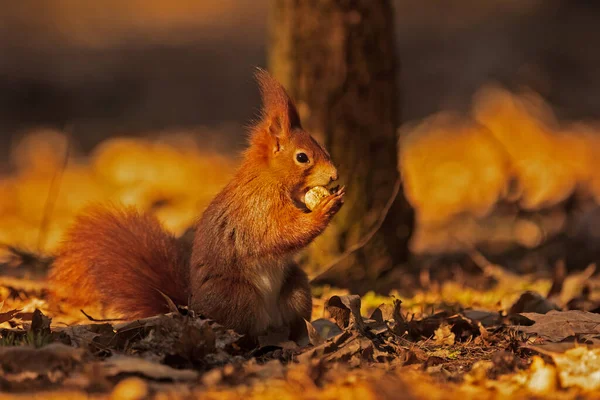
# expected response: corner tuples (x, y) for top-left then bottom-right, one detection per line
(37, 126), (72, 253)
(309, 177), (402, 282)
(80, 309), (126, 323)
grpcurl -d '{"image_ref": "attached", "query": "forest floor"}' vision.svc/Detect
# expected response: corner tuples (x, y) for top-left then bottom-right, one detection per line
(1, 246), (600, 400)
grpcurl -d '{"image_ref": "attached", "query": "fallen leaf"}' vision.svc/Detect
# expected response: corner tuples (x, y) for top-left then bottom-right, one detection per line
(297, 330), (354, 363)
(557, 264), (596, 307)
(305, 319), (325, 346)
(517, 310), (600, 341)
(509, 291), (560, 315)
(433, 323), (455, 346)
(387, 299), (408, 336)
(174, 320), (217, 361)
(323, 335), (363, 363)
(325, 295), (362, 330)
(102, 355), (198, 381)
(0, 343), (85, 376)
(30, 308), (52, 336)
(525, 339), (600, 355)
(461, 309), (502, 328)
(370, 303), (395, 324)
(310, 318), (342, 340)
(110, 313), (241, 367)
(54, 322), (115, 352)
(0, 308), (21, 325)
(410, 312), (480, 343)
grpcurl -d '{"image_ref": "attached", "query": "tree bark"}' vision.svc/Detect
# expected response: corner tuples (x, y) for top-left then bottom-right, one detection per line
(268, 0), (413, 293)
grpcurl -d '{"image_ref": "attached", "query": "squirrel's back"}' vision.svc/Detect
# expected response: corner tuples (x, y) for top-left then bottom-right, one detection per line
(48, 204), (190, 319)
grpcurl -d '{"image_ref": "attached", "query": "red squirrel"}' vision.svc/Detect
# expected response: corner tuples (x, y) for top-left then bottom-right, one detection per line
(48, 70), (345, 340)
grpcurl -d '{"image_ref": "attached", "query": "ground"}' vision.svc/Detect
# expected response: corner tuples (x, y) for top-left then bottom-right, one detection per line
(1, 246), (600, 400)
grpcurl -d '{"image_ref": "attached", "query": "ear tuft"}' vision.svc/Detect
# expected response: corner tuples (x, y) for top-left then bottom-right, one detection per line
(255, 67), (301, 137)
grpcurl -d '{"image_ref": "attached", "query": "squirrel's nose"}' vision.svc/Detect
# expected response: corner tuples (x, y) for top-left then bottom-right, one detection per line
(330, 170), (339, 183)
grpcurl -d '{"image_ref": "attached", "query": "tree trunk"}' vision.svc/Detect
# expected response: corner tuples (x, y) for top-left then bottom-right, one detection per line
(268, 0), (413, 293)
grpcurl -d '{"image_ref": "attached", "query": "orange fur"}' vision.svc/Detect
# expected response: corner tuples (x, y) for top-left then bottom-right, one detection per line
(48, 204), (190, 318)
(191, 69), (342, 336)
(48, 69), (344, 338)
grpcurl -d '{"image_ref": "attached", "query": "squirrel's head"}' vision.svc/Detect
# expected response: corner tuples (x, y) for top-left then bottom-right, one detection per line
(247, 68), (339, 208)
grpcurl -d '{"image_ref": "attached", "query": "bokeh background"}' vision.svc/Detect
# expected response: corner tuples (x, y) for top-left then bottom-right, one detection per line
(2, 0), (600, 155)
(1, 0), (600, 289)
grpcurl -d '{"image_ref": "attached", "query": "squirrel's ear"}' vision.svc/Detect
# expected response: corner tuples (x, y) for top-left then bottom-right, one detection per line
(255, 68), (301, 142)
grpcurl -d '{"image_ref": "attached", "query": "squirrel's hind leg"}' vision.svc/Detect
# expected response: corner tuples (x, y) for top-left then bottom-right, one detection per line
(279, 263), (312, 343)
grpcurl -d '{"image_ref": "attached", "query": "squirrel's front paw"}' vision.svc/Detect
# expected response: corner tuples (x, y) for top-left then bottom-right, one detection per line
(314, 186), (345, 220)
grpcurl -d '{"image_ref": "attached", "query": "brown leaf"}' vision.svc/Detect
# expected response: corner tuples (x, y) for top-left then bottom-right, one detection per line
(30, 308), (51, 335)
(389, 299), (408, 336)
(0, 343), (85, 376)
(110, 313), (241, 367)
(54, 323), (115, 352)
(296, 330), (354, 363)
(524, 340), (600, 355)
(175, 321), (217, 360)
(370, 303), (394, 324)
(323, 336), (363, 363)
(361, 341), (394, 363)
(305, 319), (325, 346)
(325, 295), (358, 329)
(509, 291), (561, 315)
(102, 355), (198, 381)
(310, 318), (342, 340)
(325, 295), (367, 333)
(462, 309), (502, 328)
(0, 308), (21, 325)
(517, 310), (600, 341)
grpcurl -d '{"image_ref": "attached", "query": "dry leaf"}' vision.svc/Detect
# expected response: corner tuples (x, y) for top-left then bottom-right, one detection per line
(517, 310), (600, 341)
(0, 308), (21, 325)
(509, 291), (560, 315)
(102, 355), (198, 381)
(370, 303), (395, 324)
(30, 308), (52, 336)
(305, 319), (325, 346)
(310, 318), (342, 340)
(0, 343), (85, 376)
(525, 339), (600, 355)
(325, 295), (361, 330)
(462, 309), (502, 328)
(174, 321), (217, 361)
(433, 323), (455, 346)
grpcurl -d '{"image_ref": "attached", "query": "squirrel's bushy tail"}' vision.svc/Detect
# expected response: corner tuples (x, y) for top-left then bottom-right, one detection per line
(48, 204), (190, 319)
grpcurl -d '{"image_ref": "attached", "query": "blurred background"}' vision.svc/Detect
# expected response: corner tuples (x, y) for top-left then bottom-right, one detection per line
(1, 0), (600, 292)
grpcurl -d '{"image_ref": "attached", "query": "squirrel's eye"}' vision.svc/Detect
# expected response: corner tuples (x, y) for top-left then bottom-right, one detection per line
(296, 152), (309, 163)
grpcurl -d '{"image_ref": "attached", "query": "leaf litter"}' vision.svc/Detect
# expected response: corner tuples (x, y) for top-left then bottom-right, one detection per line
(2, 257), (600, 398)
